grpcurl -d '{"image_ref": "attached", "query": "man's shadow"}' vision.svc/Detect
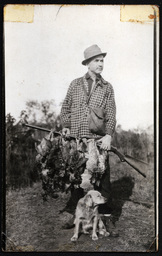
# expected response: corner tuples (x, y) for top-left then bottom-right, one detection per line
(110, 176), (135, 222)
(60, 176), (135, 221)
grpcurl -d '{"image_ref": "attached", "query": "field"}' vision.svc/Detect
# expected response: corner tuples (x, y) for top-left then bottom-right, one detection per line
(4, 155), (156, 252)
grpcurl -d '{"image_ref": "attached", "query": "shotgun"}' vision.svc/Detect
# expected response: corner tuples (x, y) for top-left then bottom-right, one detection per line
(23, 123), (147, 178)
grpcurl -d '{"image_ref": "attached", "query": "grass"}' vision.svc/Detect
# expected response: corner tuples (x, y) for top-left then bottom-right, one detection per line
(4, 155), (156, 252)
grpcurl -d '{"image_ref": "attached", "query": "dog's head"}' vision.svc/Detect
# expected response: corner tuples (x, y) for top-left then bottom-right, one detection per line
(84, 190), (106, 208)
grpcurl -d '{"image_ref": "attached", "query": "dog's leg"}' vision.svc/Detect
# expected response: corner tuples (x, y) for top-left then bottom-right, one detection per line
(92, 216), (98, 240)
(71, 218), (80, 241)
(98, 218), (110, 237)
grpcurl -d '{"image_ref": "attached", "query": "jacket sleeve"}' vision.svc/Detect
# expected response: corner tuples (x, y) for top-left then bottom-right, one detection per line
(104, 83), (116, 136)
(60, 82), (74, 129)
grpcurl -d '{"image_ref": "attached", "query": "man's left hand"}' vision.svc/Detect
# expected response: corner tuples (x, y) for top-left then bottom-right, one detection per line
(98, 134), (112, 151)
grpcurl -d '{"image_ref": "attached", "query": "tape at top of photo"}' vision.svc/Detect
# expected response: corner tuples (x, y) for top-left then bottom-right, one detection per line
(4, 4), (34, 23)
(120, 5), (159, 23)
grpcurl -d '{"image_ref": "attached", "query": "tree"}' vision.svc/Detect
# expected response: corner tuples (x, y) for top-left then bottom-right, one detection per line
(22, 100), (56, 127)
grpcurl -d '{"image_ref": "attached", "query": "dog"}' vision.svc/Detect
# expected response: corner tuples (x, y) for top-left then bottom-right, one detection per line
(71, 190), (110, 241)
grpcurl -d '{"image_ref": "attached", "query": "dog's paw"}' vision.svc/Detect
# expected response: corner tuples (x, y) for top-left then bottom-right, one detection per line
(92, 234), (98, 241)
(104, 231), (110, 237)
(99, 229), (105, 236)
(71, 235), (78, 242)
(83, 230), (90, 234)
(99, 229), (110, 237)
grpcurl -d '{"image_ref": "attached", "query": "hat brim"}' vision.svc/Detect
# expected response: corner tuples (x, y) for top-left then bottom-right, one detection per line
(82, 52), (107, 66)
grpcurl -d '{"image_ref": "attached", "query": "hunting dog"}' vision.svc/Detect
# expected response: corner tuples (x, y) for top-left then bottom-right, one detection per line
(71, 190), (110, 241)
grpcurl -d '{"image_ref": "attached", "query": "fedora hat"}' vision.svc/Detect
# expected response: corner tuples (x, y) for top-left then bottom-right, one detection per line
(82, 44), (107, 65)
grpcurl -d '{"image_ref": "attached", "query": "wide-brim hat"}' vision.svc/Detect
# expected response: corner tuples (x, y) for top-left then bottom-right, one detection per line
(82, 44), (107, 65)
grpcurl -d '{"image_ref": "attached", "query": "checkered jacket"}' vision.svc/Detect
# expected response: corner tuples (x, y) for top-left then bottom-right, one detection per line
(60, 74), (116, 138)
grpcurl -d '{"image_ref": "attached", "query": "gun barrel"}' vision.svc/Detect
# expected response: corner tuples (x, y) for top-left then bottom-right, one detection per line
(124, 156), (146, 178)
(23, 123), (62, 136)
(110, 146), (147, 178)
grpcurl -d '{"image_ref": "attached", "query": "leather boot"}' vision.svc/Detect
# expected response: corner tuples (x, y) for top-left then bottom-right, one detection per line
(104, 215), (119, 237)
(61, 215), (75, 229)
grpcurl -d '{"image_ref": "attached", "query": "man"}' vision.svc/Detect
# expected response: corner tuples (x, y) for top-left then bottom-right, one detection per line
(60, 45), (118, 237)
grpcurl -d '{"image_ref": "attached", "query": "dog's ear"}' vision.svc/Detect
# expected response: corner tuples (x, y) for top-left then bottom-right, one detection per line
(84, 194), (93, 207)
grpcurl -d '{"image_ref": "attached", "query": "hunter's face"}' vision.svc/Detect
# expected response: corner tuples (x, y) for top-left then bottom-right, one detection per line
(87, 55), (104, 75)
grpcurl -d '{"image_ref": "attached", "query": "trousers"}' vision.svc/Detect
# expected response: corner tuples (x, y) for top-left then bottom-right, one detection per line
(96, 155), (113, 213)
(65, 155), (119, 221)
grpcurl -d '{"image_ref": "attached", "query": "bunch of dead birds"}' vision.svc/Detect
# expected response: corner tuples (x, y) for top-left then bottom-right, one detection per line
(35, 131), (108, 200)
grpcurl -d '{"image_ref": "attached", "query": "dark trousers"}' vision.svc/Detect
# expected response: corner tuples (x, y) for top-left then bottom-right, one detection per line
(97, 156), (119, 223)
(96, 155), (113, 214)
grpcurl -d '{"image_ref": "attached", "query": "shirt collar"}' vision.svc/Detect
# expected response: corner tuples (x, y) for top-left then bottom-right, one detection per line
(85, 72), (107, 86)
(85, 72), (92, 80)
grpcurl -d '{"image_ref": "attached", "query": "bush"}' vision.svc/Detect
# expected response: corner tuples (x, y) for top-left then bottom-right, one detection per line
(6, 114), (39, 189)
(112, 126), (154, 162)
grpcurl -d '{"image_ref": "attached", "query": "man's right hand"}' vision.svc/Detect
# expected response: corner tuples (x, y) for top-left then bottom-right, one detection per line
(62, 128), (70, 136)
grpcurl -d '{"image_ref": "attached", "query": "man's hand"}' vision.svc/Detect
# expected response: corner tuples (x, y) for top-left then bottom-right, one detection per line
(62, 128), (70, 136)
(98, 134), (112, 151)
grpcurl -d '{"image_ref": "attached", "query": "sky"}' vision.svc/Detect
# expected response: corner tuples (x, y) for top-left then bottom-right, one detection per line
(4, 5), (156, 130)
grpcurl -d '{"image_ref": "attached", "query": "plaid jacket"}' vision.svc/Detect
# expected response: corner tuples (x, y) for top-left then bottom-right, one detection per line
(60, 73), (116, 138)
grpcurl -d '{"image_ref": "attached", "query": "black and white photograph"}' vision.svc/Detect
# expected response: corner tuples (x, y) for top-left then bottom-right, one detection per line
(3, 4), (159, 252)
